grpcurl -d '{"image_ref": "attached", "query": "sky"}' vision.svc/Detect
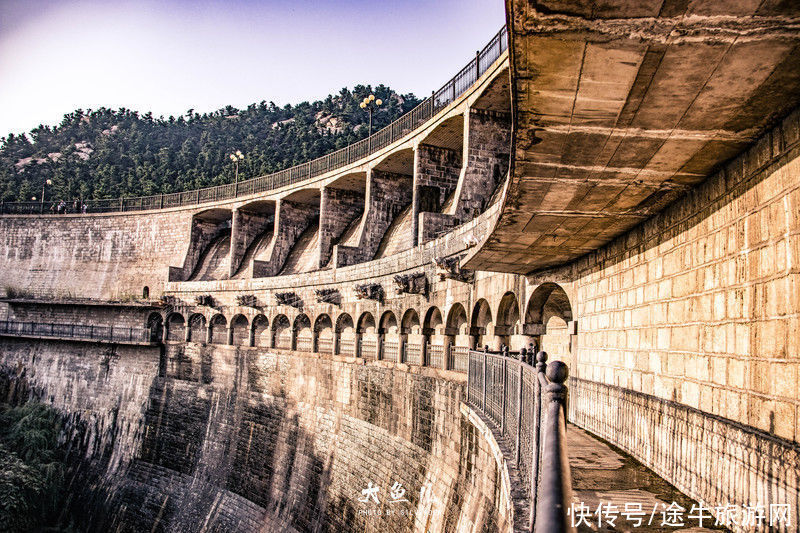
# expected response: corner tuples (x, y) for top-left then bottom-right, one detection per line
(0, 0), (506, 137)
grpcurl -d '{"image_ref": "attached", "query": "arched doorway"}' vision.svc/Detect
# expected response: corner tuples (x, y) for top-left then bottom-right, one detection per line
(357, 312), (377, 360)
(496, 292), (521, 350)
(230, 314), (249, 346)
(379, 311), (399, 362)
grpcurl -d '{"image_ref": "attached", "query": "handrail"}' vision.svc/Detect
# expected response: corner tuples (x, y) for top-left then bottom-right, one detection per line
(0, 26), (508, 216)
(0, 319), (155, 344)
(467, 350), (574, 532)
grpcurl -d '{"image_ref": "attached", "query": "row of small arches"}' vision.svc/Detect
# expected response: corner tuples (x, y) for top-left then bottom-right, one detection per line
(148, 283), (573, 351)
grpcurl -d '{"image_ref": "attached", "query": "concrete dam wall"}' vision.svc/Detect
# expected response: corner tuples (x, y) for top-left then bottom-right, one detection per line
(0, 338), (516, 532)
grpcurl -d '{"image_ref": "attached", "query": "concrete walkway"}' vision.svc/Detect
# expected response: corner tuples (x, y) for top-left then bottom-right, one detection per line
(567, 425), (727, 532)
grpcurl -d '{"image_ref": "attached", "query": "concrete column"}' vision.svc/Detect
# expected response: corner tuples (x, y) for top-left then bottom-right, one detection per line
(448, 108), (511, 222)
(332, 168), (412, 267)
(229, 205), (273, 277)
(252, 199), (317, 277)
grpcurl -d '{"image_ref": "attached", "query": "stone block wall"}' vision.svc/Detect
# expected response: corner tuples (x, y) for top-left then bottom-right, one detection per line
(413, 144), (462, 245)
(0, 337), (516, 533)
(0, 210), (195, 300)
(335, 170), (412, 267)
(450, 110), (510, 221)
(559, 107), (800, 530)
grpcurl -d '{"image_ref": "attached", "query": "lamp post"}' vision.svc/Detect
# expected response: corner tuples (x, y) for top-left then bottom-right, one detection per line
(359, 94), (382, 151)
(229, 150), (244, 196)
(40, 179), (52, 214)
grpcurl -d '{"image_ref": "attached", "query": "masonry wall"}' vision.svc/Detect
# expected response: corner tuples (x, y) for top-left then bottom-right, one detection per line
(0, 210), (194, 300)
(558, 108), (800, 530)
(0, 338), (515, 533)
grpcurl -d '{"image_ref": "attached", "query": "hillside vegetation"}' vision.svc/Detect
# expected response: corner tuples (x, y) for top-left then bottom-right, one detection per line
(0, 85), (420, 203)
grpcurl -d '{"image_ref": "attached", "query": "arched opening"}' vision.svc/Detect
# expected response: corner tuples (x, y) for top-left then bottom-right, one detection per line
(446, 303), (469, 371)
(252, 315), (269, 347)
(294, 313), (312, 351)
(336, 313), (355, 356)
(357, 312), (377, 360)
(424, 306), (444, 368)
(379, 311), (399, 361)
(470, 299), (493, 350)
(314, 314), (334, 354)
(209, 314), (228, 345)
(166, 313), (185, 342)
(496, 292), (521, 350)
(400, 308), (422, 365)
(147, 312), (163, 343)
(231, 314), (249, 346)
(142, 286), (150, 299)
(525, 282), (574, 364)
(188, 313), (206, 343)
(272, 314), (291, 349)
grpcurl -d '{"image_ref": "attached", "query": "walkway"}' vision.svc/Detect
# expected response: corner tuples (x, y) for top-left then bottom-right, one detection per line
(568, 425), (726, 532)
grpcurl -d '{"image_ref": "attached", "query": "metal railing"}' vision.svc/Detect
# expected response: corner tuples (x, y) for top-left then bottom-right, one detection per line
(0, 26), (508, 216)
(467, 350), (574, 532)
(427, 343), (445, 369)
(0, 319), (154, 344)
(449, 345), (469, 373)
(317, 337), (333, 355)
(383, 340), (399, 362)
(295, 336), (313, 352)
(339, 338), (355, 356)
(359, 338), (377, 361)
(405, 343), (422, 365)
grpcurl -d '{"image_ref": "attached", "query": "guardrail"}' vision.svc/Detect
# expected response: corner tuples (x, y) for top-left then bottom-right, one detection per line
(0, 320), (155, 344)
(467, 350), (574, 532)
(0, 26), (508, 216)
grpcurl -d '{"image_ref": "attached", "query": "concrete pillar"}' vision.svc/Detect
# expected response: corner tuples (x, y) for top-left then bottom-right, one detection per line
(448, 108), (511, 222)
(229, 205), (273, 277)
(253, 199), (317, 277)
(332, 168), (412, 267)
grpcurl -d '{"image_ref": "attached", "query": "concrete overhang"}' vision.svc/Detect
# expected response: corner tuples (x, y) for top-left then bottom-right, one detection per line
(466, 0), (800, 274)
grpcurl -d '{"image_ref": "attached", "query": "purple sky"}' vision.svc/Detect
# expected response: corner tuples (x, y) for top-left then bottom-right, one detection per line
(0, 0), (506, 137)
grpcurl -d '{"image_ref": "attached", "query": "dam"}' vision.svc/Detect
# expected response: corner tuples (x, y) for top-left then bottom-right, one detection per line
(2, 1), (800, 532)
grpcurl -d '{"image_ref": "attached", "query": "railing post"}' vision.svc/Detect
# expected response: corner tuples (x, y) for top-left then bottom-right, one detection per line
(160, 194), (164, 209)
(534, 361), (572, 533)
(482, 352), (487, 409)
(476, 50), (481, 77)
(515, 361), (523, 464)
(530, 351), (548, 530)
(500, 356), (507, 433)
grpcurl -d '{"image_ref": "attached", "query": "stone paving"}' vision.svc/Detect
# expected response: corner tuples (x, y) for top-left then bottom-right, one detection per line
(568, 425), (727, 533)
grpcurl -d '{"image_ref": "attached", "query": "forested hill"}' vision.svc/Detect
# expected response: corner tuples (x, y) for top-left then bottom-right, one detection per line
(0, 85), (420, 203)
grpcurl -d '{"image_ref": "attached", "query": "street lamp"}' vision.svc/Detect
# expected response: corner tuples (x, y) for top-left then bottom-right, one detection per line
(229, 150), (244, 195)
(41, 179), (52, 214)
(359, 94), (382, 150)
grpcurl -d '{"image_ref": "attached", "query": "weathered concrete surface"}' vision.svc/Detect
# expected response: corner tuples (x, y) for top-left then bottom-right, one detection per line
(467, 0), (800, 274)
